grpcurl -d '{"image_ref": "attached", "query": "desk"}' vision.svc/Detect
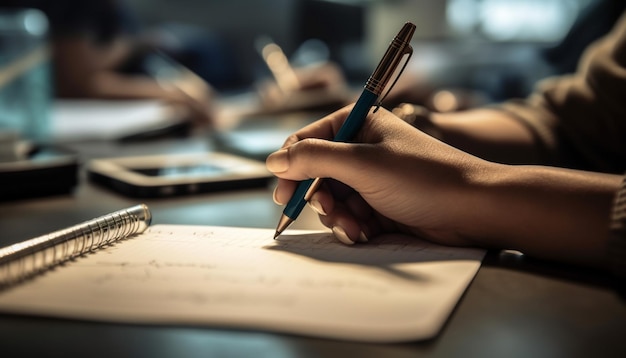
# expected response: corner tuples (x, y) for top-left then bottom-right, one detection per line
(0, 136), (625, 358)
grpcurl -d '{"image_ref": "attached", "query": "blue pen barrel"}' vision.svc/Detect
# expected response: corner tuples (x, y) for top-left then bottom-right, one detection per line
(275, 22), (415, 235)
(284, 178), (315, 219)
(334, 89), (378, 141)
(282, 89), (378, 220)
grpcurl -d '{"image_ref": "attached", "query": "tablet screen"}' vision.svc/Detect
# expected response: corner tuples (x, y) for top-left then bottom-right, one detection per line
(131, 164), (226, 178)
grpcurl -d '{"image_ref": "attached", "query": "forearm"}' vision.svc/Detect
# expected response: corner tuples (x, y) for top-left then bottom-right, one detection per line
(84, 71), (178, 101)
(463, 162), (622, 267)
(430, 108), (545, 165)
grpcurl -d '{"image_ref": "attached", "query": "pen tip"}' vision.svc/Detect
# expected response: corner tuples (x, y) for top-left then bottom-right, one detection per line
(274, 215), (293, 240)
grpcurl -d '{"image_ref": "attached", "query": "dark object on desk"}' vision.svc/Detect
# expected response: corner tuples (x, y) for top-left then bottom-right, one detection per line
(116, 119), (191, 142)
(87, 152), (272, 198)
(0, 146), (79, 201)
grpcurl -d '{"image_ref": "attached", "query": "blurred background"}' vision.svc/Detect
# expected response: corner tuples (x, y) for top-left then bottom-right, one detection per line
(1, 0), (624, 154)
(124, 0), (615, 102)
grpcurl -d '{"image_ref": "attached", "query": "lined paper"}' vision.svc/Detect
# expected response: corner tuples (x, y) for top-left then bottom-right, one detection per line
(0, 225), (484, 342)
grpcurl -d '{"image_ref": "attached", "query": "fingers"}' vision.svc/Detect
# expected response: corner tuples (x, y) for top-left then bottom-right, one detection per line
(268, 137), (365, 182)
(307, 183), (334, 216)
(274, 177), (376, 246)
(267, 106), (360, 210)
(272, 178), (293, 205)
(310, 182), (376, 245)
(279, 105), (355, 148)
(318, 202), (366, 245)
(265, 105), (410, 245)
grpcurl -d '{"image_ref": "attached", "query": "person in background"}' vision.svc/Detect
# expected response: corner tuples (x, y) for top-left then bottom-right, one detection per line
(1, 0), (241, 126)
(265, 11), (626, 283)
(3, 0), (355, 127)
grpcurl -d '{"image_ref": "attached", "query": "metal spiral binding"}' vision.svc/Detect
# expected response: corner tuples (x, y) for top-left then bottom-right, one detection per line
(0, 204), (151, 288)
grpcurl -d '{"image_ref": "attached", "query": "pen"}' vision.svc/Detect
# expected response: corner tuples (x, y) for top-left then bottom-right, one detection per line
(273, 21), (416, 239)
(257, 36), (301, 93)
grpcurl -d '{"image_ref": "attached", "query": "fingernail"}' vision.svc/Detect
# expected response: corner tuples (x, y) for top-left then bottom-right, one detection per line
(332, 226), (354, 245)
(266, 148), (290, 173)
(357, 231), (368, 243)
(309, 199), (326, 216)
(272, 186), (283, 205)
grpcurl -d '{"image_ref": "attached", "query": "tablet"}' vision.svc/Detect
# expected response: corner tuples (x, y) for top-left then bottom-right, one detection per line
(87, 152), (272, 197)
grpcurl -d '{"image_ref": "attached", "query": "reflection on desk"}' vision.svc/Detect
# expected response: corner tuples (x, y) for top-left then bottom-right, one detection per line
(50, 99), (190, 142)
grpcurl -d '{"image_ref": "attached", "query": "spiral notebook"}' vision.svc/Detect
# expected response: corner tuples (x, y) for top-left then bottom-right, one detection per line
(0, 205), (485, 343)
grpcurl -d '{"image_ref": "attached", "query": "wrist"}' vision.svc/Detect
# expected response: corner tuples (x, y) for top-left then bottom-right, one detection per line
(450, 160), (510, 247)
(464, 164), (620, 266)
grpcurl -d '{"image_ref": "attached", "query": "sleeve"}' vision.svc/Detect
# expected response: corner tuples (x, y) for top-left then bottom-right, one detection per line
(609, 175), (626, 281)
(497, 11), (626, 174)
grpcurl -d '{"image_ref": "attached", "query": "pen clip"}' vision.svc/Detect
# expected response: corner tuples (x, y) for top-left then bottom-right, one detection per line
(373, 45), (413, 113)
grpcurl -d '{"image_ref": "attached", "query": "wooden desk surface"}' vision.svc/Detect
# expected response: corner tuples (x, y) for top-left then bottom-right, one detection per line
(0, 137), (625, 358)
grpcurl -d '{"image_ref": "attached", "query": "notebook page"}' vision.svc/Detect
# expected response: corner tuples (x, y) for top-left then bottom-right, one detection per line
(0, 225), (485, 342)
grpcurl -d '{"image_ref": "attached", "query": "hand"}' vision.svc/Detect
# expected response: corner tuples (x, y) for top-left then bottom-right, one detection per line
(162, 69), (217, 128)
(266, 104), (621, 268)
(257, 61), (351, 112)
(293, 61), (347, 91)
(266, 105), (491, 246)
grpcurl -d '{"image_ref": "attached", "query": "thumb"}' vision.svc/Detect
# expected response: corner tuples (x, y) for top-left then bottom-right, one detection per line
(266, 138), (364, 182)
